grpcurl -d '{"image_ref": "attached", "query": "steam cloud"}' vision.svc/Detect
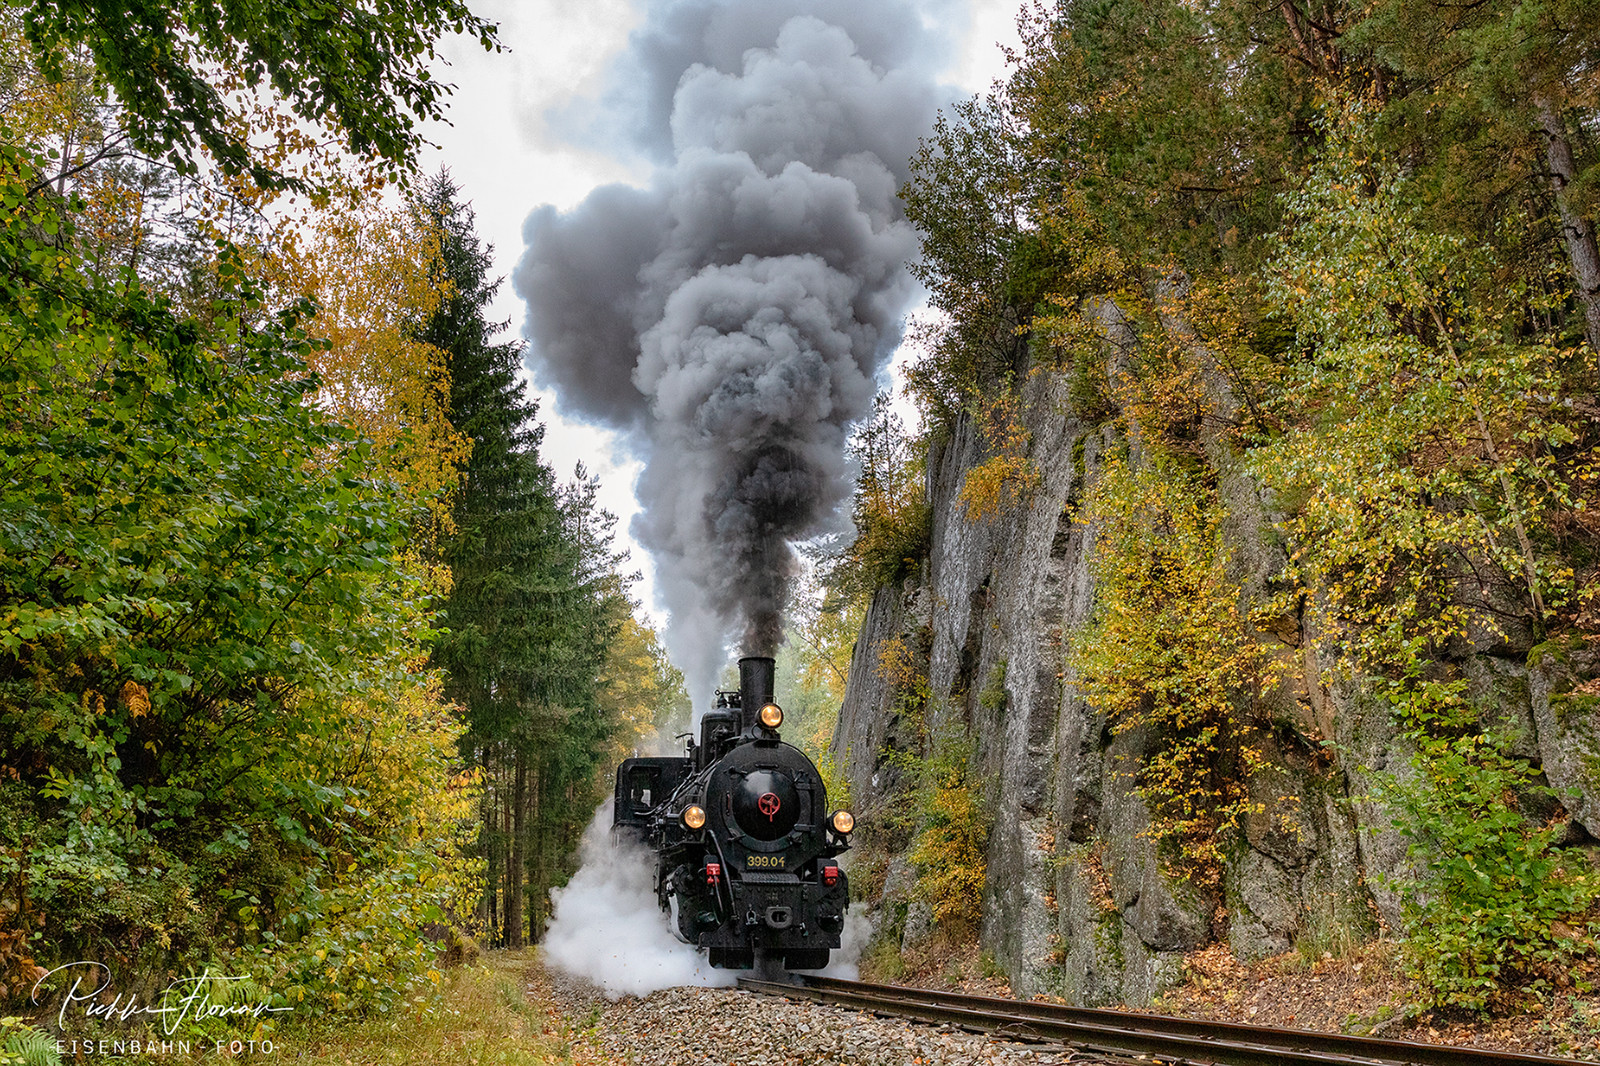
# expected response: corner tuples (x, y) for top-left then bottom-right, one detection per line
(516, 0), (953, 702)
(543, 805), (737, 997)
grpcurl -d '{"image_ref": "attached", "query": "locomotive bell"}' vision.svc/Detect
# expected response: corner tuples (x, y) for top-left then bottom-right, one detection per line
(738, 655), (776, 732)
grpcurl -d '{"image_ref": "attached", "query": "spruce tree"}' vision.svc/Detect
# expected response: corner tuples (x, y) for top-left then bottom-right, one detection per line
(414, 171), (621, 946)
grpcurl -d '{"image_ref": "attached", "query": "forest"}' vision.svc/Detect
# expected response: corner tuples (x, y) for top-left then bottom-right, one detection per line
(0, 0), (685, 1036)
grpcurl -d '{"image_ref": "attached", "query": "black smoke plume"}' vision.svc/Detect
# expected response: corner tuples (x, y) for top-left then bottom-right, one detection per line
(515, 0), (952, 702)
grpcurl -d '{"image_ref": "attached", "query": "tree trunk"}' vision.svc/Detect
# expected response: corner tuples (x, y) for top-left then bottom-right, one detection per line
(527, 761), (545, 943)
(505, 746), (528, 949)
(477, 762), (497, 937)
(1535, 94), (1600, 355)
(496, 752), (508, 941)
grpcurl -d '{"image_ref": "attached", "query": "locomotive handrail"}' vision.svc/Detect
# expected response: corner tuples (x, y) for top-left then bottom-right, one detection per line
(705, 829), (735, 917)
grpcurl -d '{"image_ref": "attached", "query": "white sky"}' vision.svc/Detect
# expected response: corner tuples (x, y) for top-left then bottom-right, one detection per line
(415, 0), (1025, 624)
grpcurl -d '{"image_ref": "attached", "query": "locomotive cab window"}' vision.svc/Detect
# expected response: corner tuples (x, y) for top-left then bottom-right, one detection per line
(628, 769), (655, 813)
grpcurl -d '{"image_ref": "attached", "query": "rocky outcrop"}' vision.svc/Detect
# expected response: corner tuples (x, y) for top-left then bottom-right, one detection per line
(829, 300), (1595, 1004)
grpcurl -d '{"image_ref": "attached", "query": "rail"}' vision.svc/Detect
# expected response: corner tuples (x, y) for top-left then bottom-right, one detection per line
(737, 974), (1591, 1066)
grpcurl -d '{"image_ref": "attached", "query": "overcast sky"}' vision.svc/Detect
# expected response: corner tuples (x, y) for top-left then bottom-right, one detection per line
(415, 0), (1024, 627)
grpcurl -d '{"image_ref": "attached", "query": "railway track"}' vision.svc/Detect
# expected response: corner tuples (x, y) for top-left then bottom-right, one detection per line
(738, 974), (1592, 1066)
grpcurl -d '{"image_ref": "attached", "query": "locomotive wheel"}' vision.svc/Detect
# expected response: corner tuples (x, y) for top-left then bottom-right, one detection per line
(784, 949), (829, 971)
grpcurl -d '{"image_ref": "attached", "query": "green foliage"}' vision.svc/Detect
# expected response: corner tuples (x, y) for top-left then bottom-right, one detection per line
(811, 748), (852, 822)
(0, 1017), (60, 1066)
(1, 126), (477, 1014)
(901, 93), (1033, 427)
(1009, 0), (1316, 274)
(1342, 0), (1600, 250)
(907, 732), (991, 927)
(1376, 674), (1600, 1011)
(861, 920), (909, 983)
(418, 172), (630, 947)
(831, 394), (930, 600)
(13, 0), (500, 189)
(882, 0), (1600, 1017)
(775, 587), (855, 819)
(779, 558), (861, 800)
(1254, 104), (1588, 661)
(601, 615), (690, 763)
(272, 953), (570, 1066)
(874, 630), (991, 929)
(0, 0), (638, 1025)
(978, 660), (1008, 713)
(255, 846), (453, 1015)
(1254, 109), (1600, 1008)
(958, 389), (1040, 522)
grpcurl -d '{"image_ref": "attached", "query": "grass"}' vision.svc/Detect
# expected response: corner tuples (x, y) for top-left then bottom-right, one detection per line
(270, 951), (576, 1066)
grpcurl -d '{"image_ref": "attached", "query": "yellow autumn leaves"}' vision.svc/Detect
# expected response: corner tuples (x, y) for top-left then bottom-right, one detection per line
(275, 193), (471, 558)
(1072, 452), (1268, 882)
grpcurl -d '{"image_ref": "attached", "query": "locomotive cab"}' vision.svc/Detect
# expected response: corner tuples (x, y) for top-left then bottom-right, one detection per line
(613, 756), (689, 835)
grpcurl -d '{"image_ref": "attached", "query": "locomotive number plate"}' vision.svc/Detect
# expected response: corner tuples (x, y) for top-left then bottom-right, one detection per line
(745, 854), (786, 869)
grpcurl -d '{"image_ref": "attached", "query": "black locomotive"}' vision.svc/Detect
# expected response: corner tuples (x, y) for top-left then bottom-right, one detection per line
(613, 656), (854, 971)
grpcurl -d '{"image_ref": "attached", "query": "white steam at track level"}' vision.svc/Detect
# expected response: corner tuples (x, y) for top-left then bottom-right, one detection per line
(543, 806), (735, 997)
(542, 805), (873, 996)
(515, 0), (956, 705)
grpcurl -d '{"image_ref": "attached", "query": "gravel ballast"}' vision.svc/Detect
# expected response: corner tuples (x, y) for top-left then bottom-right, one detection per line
(543, 968), (1129, 1066)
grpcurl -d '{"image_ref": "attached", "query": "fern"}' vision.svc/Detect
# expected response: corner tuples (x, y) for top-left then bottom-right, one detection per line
(1, 1018), (62, 1066)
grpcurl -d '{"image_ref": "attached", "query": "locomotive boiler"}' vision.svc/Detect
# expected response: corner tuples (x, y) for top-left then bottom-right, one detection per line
(612, 656), (854, 971)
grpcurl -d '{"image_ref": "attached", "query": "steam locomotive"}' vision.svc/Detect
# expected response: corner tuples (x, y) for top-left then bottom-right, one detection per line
(613, 656), (854, 971)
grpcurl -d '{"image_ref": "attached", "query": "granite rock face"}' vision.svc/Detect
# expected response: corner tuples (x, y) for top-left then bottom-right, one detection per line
(828, 319), (1592, 1003)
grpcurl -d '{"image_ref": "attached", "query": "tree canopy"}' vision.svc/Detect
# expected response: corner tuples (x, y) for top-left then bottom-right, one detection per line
(10, 0), (499, 188)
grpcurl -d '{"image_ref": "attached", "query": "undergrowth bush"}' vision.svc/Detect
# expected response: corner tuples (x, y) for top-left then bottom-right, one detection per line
(1377, 673), (1600, 1012)
(907, 732), (992, 928)
(1071, 449), (1267, 884)
(871, 634), (990, 926)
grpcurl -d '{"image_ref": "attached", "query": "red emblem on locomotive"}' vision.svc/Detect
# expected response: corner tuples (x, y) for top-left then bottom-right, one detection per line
(757, 792), (781, 820)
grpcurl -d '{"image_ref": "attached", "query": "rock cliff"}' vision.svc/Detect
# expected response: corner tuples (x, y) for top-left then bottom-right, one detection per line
(830, 312), (1600, 1004)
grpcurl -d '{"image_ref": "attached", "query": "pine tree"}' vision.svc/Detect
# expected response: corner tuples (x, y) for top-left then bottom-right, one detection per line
(416, 171), (565, 946)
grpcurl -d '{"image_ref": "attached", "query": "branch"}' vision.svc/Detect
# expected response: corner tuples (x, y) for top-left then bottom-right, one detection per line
(25, 132), (133, 198)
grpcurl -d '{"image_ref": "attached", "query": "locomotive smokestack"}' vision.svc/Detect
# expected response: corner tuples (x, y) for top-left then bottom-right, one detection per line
(739, 656), (776, 731)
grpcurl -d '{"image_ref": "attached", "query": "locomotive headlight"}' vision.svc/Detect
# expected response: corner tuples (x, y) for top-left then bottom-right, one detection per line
(682, 805), (707, 830)
(758, 703), (784, 728)
(830, 809), (855, 834)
